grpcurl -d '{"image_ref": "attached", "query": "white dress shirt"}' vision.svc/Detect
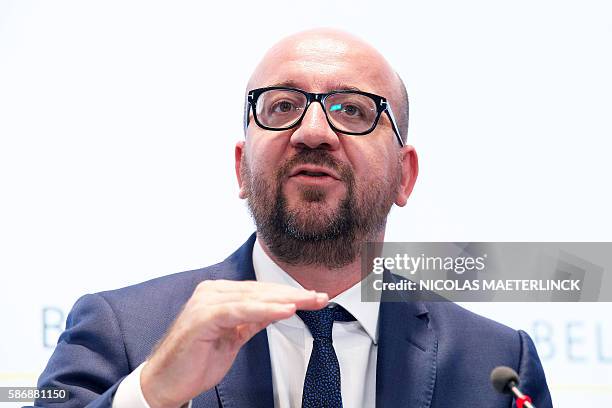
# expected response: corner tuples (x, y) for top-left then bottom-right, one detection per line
(253, 238), (380, 408)
(113, 238), (380, 408)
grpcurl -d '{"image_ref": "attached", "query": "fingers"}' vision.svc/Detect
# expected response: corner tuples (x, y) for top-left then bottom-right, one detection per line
(201, 289), (328, 310)
(191, 280), (329, 337)
(198, 279), (323, 296)
(211, 301), (297, 329)
(195, 279), (329, 309)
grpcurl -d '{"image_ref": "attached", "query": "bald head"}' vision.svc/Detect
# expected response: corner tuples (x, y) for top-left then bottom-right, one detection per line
(246, 29), (409, 142)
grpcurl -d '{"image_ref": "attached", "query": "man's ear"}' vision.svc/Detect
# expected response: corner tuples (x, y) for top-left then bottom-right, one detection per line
(395, 145), (419, 207)
(235, 141), (248, 199)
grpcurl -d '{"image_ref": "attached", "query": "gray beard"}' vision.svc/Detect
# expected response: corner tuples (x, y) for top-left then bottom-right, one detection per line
(243, 149), (398, 269)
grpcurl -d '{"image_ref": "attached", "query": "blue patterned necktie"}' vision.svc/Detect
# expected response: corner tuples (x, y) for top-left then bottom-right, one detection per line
(296, 305), (356, 408)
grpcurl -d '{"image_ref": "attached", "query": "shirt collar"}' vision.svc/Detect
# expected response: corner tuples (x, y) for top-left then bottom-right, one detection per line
(252, 237), (380, 344)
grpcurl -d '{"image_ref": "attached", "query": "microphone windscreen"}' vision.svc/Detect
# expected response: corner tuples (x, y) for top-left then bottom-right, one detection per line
(490, 366), (520, 394)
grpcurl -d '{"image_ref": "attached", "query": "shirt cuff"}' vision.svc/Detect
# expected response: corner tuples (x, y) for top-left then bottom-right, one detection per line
(112, 361), (192, 408)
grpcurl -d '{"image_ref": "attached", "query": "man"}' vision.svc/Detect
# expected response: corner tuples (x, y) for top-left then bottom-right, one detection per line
(37, 29), (552, 408)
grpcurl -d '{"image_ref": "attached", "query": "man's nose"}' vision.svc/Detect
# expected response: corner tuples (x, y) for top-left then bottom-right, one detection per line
(289, 102), (341, 150)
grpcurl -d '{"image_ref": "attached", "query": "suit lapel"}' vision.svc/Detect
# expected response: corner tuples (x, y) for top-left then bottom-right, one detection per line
(213, 234), (275, 408)
(376, 272), (438, 408)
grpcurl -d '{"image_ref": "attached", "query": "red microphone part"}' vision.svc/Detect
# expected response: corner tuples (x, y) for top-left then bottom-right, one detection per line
(516, 394), (532, 408)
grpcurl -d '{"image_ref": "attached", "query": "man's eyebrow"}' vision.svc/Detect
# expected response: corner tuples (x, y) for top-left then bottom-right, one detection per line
(265, 80), (363, 93)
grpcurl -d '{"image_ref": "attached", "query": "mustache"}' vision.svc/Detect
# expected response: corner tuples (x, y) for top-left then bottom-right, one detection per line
(278, 149), (351, 181)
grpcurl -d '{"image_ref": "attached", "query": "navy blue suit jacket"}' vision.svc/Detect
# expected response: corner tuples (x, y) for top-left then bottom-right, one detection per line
(37, 234), (552, 407)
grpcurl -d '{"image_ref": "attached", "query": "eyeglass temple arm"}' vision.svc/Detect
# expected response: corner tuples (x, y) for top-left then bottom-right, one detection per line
(243, 94), (253, 136)
(383, 101), (405, 147)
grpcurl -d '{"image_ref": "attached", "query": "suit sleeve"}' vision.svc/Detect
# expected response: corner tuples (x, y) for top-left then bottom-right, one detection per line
(35, 293), (131, 408)
(515, 330), (553, 408)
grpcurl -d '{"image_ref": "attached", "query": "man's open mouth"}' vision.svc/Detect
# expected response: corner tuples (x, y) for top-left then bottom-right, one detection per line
(289, 165), (340, 180)
(298, 170), (330, 177)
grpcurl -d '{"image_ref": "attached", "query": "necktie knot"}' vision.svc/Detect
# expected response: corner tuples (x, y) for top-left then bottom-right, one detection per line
(296, 305), (355, 341)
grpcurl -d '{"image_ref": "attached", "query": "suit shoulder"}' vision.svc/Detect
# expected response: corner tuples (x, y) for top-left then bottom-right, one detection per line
(425, 302), (525, 379)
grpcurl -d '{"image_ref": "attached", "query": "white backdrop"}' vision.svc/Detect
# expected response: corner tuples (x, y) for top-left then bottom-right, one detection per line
(1, 1), (611, 406)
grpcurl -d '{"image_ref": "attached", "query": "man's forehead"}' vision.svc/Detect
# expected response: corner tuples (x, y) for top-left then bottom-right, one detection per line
(261, 79), (367, 94)
(249, 43), (393, 94)
(268, 31), (369, 63)
(247, 29), (402, 108)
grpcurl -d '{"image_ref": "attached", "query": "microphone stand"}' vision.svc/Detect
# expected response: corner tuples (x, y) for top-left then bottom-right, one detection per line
(508, 380), (535, 408)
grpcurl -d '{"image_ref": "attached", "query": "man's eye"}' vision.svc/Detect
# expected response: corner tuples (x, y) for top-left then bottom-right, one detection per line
(272, 101), (295, 113)
(331, 103), (362, 117)
(343, 105), (361, 116)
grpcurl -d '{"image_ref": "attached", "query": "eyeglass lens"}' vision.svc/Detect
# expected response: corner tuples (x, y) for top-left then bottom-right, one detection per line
(255, 89), (378, 134)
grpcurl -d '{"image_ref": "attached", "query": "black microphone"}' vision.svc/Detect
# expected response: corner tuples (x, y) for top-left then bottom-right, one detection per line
(490, 366), (536, 408)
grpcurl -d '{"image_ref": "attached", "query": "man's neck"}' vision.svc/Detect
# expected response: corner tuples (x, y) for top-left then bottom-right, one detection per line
(256, 230), (385, 298)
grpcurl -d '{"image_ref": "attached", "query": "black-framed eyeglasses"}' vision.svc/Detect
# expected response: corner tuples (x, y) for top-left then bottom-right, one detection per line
(244, 86), (404, 147)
